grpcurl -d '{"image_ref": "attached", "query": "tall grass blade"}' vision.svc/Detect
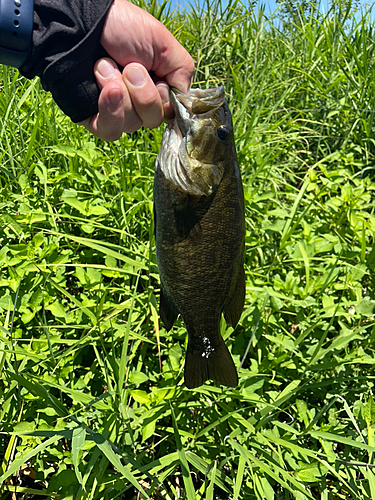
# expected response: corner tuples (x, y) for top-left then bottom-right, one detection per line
(171, 405), (196, 500)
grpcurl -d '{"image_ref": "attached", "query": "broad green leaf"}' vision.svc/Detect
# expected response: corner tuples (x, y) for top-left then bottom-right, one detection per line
(142, 420), (156, 442)
(363, 396), (375, 427)
(295, 461), (328, 483)
(129, 371), (149, 385)
(356, 298), (375, 317)
(254, 473), (275, 500)
(45, 300), (66, 318)
(130, 390), (151, 406)
(46, 277), (97, 324)
(51, 144), (79, 157)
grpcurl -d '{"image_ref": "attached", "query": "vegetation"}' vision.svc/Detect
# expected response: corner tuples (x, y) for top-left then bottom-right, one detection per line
(1, 0), (375, 498)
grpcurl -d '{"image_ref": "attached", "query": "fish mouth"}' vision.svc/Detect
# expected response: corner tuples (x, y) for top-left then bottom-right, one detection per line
(170, 86), (225, 138)
(171, 86), (225, 115)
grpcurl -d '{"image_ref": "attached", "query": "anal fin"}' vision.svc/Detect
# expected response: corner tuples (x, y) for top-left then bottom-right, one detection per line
(160, 288), (178, 331)
(224, 266), (245, 328)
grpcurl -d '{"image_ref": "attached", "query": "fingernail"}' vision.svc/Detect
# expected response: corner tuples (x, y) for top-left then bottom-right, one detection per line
(126, 66), (146, 87)
(97, 59), (116, 78)
(108, 88), (122, 111)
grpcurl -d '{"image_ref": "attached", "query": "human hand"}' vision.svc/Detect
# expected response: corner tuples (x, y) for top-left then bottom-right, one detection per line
(79, 0), (194, 141)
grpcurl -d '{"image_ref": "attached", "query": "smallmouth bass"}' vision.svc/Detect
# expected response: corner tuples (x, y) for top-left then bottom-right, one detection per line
(153, 87), (245, 389)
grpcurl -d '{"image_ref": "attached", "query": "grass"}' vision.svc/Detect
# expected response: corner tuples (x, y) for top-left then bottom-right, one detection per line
(1, 0), (375, 498)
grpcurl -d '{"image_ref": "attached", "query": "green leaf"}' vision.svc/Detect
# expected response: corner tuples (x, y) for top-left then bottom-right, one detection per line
(0, 434), (69, 485)
(87, 204), (109, 216)
(45, 300), (66, 318)
(129, 371), (149, 385)
(7, 372), (68, 417)
(310, 431), (375, 453)
(295, 461), (328, 483)
(90, 432), (149, 499)
(205, 461), (217, 500)
(71, 425), (86, 486)
(46, 277), (97, 324)
(233, 455), (245, 500)
(171, 405), (196, 500)
(356, 298), (375, 317)
(186, 453), (230, 493)
(142, 420), (156, 442)
(130, 390), (151, 406)
(0, 293), (14, 311)
(51, 144), (79, 157)
(363, 396), (375, 426)
(254, 473), (275, 500)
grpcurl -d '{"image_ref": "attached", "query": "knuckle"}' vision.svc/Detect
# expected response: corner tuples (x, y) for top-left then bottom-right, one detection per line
(139, 93), (159, 110)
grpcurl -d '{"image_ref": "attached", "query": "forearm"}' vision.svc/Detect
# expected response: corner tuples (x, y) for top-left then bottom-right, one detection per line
(17, 0), (114, 122)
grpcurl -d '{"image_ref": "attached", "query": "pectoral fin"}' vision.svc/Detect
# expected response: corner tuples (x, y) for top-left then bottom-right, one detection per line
(159, 288), (178, 331)
(223, 266), (245, 328)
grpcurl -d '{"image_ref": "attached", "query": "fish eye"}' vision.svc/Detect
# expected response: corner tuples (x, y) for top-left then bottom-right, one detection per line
(217, 125), (229, 141)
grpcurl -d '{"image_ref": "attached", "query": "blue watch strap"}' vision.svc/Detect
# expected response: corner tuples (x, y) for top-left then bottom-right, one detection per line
(0, 0), (34, 68)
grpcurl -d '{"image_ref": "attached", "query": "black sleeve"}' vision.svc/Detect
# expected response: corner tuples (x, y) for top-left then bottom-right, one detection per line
(19, 0), (114, 123)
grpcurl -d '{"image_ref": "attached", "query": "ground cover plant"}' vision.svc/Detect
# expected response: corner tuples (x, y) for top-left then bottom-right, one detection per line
(1, 0), (375, 498)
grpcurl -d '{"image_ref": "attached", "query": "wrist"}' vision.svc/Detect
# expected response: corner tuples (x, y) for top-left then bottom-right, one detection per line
(0, 0), (34, 68)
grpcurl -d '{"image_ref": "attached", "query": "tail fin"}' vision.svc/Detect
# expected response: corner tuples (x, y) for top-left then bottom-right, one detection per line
(184, 338), (238, 389)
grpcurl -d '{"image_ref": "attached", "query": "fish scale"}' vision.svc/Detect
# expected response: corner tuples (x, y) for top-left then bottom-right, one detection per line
(154, 87), (245, 389)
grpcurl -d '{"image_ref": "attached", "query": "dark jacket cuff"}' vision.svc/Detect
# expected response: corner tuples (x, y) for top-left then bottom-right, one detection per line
(20, 0), (114, 122)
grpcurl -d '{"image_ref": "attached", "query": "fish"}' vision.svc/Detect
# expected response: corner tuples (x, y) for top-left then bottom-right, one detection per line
(153, 86), (245, 389)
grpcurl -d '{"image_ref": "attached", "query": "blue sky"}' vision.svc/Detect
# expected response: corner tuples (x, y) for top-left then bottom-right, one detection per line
(169, 0), (374, 17)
